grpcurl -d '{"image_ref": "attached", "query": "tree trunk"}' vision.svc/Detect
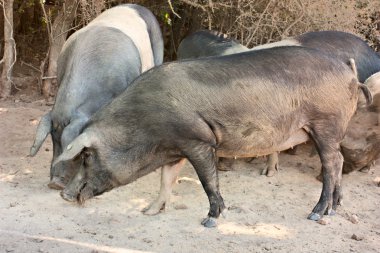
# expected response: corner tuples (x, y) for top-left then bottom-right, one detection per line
(42, 0), (78, 99)
(0, 0), (15, 98)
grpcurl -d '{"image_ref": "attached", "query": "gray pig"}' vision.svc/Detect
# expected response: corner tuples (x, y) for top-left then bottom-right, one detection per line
(30, 4), (164, 189)
(178, 30), (380, 176)
(55, 47), (371, 227)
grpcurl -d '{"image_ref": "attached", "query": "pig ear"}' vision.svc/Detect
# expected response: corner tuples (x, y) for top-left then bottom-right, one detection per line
(53, 132), (96, 166)
(358, 71), (380, 107)
(364, 72), (380, 95)
(30, 112), (52, 156)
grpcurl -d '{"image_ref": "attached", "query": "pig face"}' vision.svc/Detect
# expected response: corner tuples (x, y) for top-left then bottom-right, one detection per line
(55, 132), (124, 203)
(60, 148), (117, 204)
(56, 131), (149, 204)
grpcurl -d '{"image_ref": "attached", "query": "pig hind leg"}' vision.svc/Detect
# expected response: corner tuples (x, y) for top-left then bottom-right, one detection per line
(261, 152), (279, 177)
(143, 159), (186, 215)
(307, 125), (344, 221)
(184, 142), (225, 228)
(217, 157), (234, 171)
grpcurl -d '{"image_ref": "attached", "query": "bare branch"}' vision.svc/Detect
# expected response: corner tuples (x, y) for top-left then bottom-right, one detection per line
(167, 0), (181, 19)
(42, 76), (57, 80)
(21, 61), (41, 73)
(40, 1), (53, 43)
(179, 0), (206, 12)
(245, 0), (274, 46)
(282, 0), (305, 37)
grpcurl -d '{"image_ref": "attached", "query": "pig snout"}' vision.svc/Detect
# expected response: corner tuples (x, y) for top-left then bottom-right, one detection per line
(60, 182), (95, 204)
(60, 167), (87, 203)
(60, 189), (78, 202)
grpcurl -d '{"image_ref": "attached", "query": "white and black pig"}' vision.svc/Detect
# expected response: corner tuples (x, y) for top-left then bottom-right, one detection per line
(30, 4), (164, 190)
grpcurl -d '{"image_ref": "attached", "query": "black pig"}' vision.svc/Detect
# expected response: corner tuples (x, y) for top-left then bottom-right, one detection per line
(55, 47), (371, 227)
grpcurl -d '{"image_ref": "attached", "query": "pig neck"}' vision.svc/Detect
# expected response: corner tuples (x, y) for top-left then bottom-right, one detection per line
(94, 124), (180, 186)
(121, 148), (181, 186)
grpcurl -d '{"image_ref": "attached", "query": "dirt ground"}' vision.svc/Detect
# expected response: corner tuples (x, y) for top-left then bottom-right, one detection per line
(0, 96), (379, 253)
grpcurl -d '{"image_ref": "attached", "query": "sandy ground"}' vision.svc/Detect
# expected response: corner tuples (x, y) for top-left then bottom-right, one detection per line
(0, 99), (379, 253)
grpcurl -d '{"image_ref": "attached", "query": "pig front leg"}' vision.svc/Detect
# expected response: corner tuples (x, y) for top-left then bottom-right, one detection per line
(261, 152), (279, 177)
(184, 143), (225, 228)
(143, 159), (185, 215)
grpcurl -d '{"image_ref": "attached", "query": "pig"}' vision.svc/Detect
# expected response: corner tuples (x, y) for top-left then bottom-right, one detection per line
(29, 4), (164, 190)
(314, 71), (380, 181)
(177, 30), (248, 59)
(252, 31), (380, 82)
(364, 71), (380, 125)
(178, 30), (380, 176)
(339, 71), (380, 174)
(54, 46), (371, 227)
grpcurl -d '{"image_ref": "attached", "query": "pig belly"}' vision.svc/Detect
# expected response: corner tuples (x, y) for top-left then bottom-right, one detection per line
(216, 128), (310, 158)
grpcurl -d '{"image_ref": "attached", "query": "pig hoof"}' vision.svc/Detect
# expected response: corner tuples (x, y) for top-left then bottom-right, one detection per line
(359, 166), (370, 173)
(261, 168), (268, 175)
(60, 191), (77, 202)
(201, 217), (217, 228)
(266, 169), (276, 177)
(307, 212), (321, 221)
(142, 202), (165, 216)
(261, 168), (276, 177)
(142, 208), (161, 216)
(48, 177), (66, 190)
(218, 164), (232, 171)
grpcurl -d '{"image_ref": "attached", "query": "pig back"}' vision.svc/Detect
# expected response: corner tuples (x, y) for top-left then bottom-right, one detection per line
(95, 47), (360, 156)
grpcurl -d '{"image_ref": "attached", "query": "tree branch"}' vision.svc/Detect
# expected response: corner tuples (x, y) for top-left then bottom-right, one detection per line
(167, 0), (181, 19)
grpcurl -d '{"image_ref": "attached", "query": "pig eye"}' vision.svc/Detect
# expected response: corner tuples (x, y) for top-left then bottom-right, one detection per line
(83, 151), (91, 158)
(82, 150), (94, 166)
(81, 151), (90, 159)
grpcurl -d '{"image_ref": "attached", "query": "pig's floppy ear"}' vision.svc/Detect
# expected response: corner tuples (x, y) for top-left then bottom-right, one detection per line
(358, 71), (380, 107)
(53, 132), (95, 166)
(364, 71), (380, 95)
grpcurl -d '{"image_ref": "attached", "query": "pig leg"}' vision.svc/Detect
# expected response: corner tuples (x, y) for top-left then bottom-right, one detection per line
(50, 117), (88, 189)
(218, 157), (234, 171)
(47, 135), (64, 190)
(359, 166), (370, 173)
(307, 129), (343, 221)
(286, 146), (299, 155)
(261, 152), (279, 177)
(143, 159), (186, 215)
(184, 143), (225, 228)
